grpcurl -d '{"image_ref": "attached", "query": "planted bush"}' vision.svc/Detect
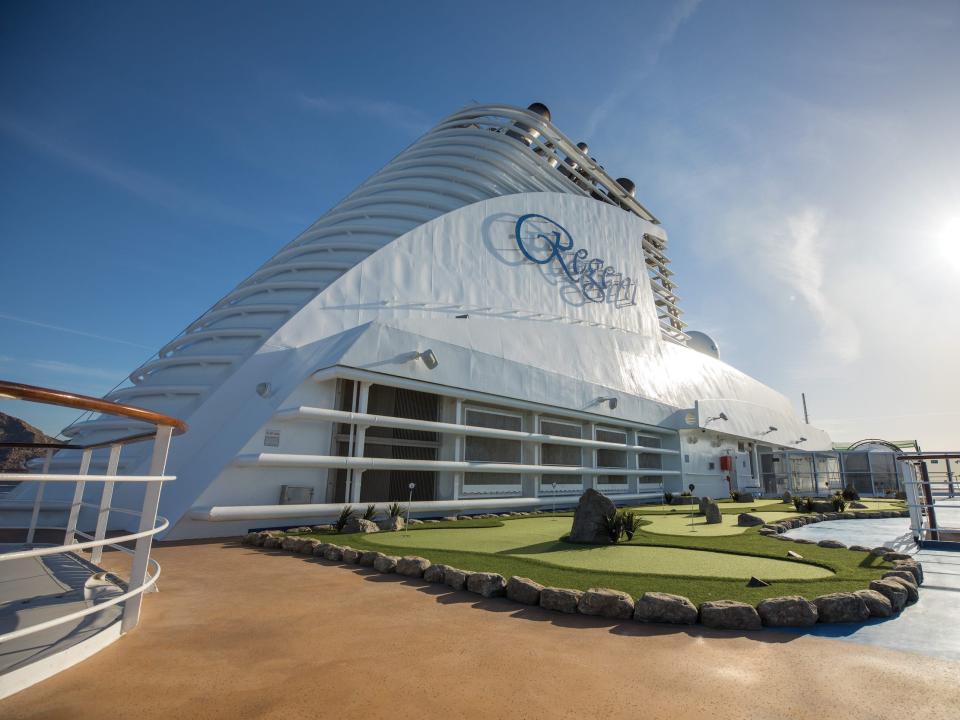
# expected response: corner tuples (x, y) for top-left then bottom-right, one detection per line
(831, 492), (847, 512)
(663, 492), (673, 505)
(841, 485), (860, 501)
(600, 510), (641, 543)
(387, 502), (402, 518)
(335, 505), (355, 532)
(793, 496), (813, 513)
(362, 503), (377, 521)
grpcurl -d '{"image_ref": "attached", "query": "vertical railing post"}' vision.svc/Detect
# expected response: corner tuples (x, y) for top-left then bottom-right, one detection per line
(26, 448), (54, 544)
(122, 425), (173, 633)
(91, 443), (121, 564)
(453, 398), (463, 501)
(349, 382), (370, 504)
(64, 448), (92, 545)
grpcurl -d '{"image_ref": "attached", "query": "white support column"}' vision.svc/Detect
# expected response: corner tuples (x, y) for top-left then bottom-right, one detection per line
(349, 381), (370, 504)
(752, 445), (762, 492)
(64, 448), (92, 545)
(585, 422), (596, 491)
(344, 381), (359, 501)
(91, 443), (121, 564)
(122, 425), (173, 634)
(866, 451), (876, 497)
(627, 429), (639, 494)
(529, 413), (540, 498)
(26, 448), (53, 544)
(453, 399), (464, 501)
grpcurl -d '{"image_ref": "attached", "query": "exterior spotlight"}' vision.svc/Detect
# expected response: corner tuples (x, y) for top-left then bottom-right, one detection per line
(704, 412), (728, 425)
(598, 396), (618, 410)
(758, 426), (778, 436)
(255, 382), (272, 398)
(418, 349), (438, 369)
(794, 437), (808, 444)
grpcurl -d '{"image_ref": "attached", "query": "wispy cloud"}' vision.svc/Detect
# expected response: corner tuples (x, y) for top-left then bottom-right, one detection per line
(0, 114), (266, 231)
(0, 312), (154, 350)
(16, 358), (124, 382)
(299, 93), (430, 135)
(585, 0), (701, 135)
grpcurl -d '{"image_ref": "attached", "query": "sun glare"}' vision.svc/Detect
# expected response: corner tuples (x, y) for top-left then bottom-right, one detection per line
(936, 214), (960, 271)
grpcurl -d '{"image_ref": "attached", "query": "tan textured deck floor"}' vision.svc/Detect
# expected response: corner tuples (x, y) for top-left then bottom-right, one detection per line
(3, 540), (959, 720)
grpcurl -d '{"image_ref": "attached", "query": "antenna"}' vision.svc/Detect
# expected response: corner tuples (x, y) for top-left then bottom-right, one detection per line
(801, 393), (810, 424)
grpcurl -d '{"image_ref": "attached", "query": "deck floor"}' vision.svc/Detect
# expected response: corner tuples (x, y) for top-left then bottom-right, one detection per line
(2, 539), (959, 719)
(0, 547), (121, 677)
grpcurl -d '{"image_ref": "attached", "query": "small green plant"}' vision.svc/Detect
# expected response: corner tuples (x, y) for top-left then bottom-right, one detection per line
(387, 501), (402, 517)
(334, 505), (355, 532)
(831, 492), (847, 512)
(362, 503), (377, 521)
(663, 492), (673, 505)
(621, 511), (640, 541)
(680, 491), (692, 497)
(841, 485), (860, 501)
(730, 490), (741, 502)
(793, 496), (813, 513)
(600, 510), (640, 543)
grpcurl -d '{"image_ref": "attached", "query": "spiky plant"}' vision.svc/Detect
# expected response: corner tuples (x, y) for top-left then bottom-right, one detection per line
(831, 492), (847, 512)
(621, 511), (640, 541)
(334, 505), (355, 532)
(362, 503), (377, 521)
(387, 502), (402, 518)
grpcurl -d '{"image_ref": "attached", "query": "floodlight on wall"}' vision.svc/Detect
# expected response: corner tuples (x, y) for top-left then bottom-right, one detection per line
(758, 426), (778, 436)
(418, 349), (439, 369)
(704, 412), (728, 425)
(598, 396), (618, 410)
(794, 437), (808, 444)
(255, 382), (273, 398)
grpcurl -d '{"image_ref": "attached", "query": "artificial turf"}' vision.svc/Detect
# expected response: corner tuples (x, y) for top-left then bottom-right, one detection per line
(294, 501), (904, 604)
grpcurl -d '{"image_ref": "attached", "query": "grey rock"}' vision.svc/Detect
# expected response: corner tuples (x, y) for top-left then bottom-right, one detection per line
(892, 560), (923, 585)
(372, 554), (399, 573)
(578, 588), (634, 619)
(756, 596), (818, 627)
(241, 532), (260, 545)
(422, 564), (449, 584)
(311, 524), (333, 532)
(262, 536), (282, 549)
(699, 600), (762, 630)
(856, 589), (893, 618)
(299, 540), (321, 555)
(704, 501), (722, 525)
(467, 572), (507, 598)
(869, 579), (908, 612)
(408, 518), (424, 525)
(884, 575), (919, 604)
(849, 501), (868, 509)
(506, 576), (543, 605)
(281, 536), (304, 552)
(813, 592), (870, 623)
(444, 567), (472, 591)
(737, 513), (764, 527)
(358, 550), (381, 566)
(870, 546), (889, 556)
(883, 570), (918, 587)
(340, 547), (361, 563)
(810, 500), (835, 513)
(396, 556), (431, 578)
(848, 545), (872, 552)
(323, 545), (344, 562)
(793, 538), (816, 545)
(737, 492), (755, 502)
(342, 517), (380, 534)
(540, 587), (584, 614)
(568, 488), (617, 544)
(817, 540), (846, 549)
(442, 516), (459, 522)
(781, 491), (792, 503)
(698, 496), (713, 515)
(378, 516), (406, 532)
(883, 551), (912, 562)
(633, 592), (698, 625)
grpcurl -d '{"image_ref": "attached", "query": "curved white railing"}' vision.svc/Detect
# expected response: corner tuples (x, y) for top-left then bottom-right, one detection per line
(0, 380), (185, 654)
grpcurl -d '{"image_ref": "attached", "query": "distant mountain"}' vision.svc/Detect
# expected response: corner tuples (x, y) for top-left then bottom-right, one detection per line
(0, 411), (58, 472)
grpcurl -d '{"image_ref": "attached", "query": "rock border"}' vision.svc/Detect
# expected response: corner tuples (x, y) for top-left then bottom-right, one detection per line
(241, 524), (923, 632)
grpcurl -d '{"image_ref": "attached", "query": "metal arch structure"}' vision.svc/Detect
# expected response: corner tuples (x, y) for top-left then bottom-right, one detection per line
(61, 104), (685, 449)
(845, 438), (918, 453)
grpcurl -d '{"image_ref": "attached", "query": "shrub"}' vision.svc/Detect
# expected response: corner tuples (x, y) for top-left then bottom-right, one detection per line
(841, 485), (860, 501)
(680, 491), (692, 497)
(621, 511), (640, 541)
(601, 510), (642, 543)
(335, 505), (355, 532)
(362, 503), (377, 521)
(831, 492), (847, 512)
(730, 491), (741, 502)
(793, 496), (813, 513)
(663, 492), (673, 505)
(895, 490), (907, 501)
(387, 501), (402, 517)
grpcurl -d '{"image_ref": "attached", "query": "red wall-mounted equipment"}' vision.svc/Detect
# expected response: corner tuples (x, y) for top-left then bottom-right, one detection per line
(719, 455), (733, 472)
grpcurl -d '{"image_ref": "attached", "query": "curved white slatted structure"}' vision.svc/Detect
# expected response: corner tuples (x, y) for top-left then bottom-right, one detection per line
(62, 104), (684, 447)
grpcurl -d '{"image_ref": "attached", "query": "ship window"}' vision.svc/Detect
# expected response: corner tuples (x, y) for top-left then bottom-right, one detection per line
(463, 406), (522, 494)
(596, 427), (628, 489)
(540, 418), (582, 493)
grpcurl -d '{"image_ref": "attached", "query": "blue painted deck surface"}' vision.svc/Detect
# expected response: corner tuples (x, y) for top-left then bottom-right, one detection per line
(782, 516), (960, 661)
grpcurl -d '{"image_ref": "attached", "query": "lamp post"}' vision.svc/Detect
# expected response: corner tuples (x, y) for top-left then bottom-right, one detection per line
(551, 481), (558, 517)
(405, 482), (415, 536)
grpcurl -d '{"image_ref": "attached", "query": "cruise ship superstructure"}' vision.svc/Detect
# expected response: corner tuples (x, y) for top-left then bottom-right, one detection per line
(9, 102), (833, 539)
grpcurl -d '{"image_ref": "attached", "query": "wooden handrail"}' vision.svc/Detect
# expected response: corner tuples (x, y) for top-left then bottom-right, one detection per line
(0, 379), (188, 433)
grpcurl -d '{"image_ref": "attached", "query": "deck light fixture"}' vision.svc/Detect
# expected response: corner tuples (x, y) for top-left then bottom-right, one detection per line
(704, 412), (728, 425)
(418, 349), (438, 369)
(794, 437), (808, 444)
(758, 426), (778, 436)
(598, 396), (618, 410)
(255, 382), (272, 398)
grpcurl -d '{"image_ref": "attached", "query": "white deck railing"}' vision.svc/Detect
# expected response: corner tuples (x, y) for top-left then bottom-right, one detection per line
(0, 380), (186, 647)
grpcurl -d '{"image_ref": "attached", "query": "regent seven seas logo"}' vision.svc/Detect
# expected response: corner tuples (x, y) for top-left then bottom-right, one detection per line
(513, 213), (639, 305)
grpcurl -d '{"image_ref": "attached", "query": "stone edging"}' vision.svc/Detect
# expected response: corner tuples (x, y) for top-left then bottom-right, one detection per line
(241, 526), (923, 631)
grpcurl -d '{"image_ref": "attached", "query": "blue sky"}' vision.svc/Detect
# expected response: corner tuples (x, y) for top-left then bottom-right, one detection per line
(1, 0), (958, 447)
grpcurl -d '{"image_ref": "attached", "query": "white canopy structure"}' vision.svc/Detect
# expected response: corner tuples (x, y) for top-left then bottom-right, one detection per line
(8, 103), (831, 539)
